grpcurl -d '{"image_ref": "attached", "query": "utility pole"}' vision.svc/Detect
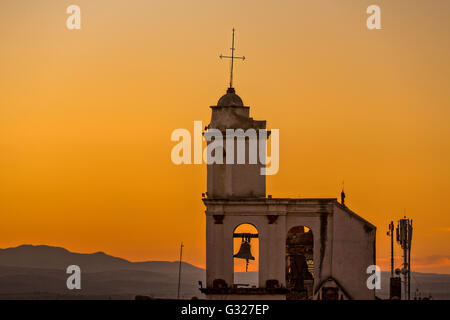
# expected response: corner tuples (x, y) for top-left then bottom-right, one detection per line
(177, 242), (184, 299)
(389, 221), (394, 277)
(408, 220), (413, 300)
(403, 237), (408, 299)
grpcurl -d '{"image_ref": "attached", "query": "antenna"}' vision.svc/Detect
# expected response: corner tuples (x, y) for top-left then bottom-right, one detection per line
(177, 242), (184, 299)
(388, 221), (394, 277)
(396, 215), (413, 300)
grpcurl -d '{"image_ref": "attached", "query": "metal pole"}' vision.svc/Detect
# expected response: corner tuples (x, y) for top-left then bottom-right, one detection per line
(177, 242), (184, 299)
(403, 245), (407, 300)
(408, 219), (412, 300)
(390, 221), (394, 277)
(408, 245), (411, 300)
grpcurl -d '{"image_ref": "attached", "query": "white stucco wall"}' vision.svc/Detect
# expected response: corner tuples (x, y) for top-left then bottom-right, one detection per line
(204, 199), (376, 300)
(330, 204), (376, 299)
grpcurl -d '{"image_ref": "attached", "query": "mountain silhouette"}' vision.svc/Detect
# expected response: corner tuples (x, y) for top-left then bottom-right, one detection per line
(0, 244), (204, 299)
(0, 244), (202, 274)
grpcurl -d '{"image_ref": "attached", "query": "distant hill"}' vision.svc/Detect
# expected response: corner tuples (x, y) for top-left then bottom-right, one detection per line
(0, 245), (204, 299)
(0, 245), (202, 274)
(0, 245), (449, 300)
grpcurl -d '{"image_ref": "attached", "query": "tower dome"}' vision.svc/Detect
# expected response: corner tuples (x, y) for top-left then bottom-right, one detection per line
(217, 87), (244, 107)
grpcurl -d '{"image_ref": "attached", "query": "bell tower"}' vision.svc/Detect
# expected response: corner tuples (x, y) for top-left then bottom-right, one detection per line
(200, 30), (376, 301)
(202, 86), (282, 299)
(200, 29), (287, 299)
(205, 28), (267, 199)
(205, 87), (267, 199)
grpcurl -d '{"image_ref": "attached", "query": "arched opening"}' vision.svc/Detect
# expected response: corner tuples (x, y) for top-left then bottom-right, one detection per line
(286, 226), (314, 299)
(233, 223), (259, 288)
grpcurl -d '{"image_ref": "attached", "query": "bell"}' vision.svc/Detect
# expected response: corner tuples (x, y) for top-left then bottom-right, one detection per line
(234, 237), (255, 272)
(234, 241), (255, 261)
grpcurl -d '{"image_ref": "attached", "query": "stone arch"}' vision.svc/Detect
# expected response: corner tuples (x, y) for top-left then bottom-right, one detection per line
(233, 223), (259, 288)
(286, 225), (314, 299)
(232, 222), (259, 233)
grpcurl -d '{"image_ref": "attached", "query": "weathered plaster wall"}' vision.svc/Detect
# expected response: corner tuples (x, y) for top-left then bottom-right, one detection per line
(204, 199), (376, 300)
(206, 104), (267, 199)
(331, 204), (376, 299)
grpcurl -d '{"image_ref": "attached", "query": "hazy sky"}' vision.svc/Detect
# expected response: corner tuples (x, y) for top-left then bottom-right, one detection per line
(1, 0), (450, 273)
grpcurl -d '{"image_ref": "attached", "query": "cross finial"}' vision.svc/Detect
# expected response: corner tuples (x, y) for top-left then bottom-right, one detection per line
(220, 28), (245, 89)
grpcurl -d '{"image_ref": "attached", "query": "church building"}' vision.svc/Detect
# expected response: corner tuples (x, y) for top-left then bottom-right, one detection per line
(200, 31), (376, 300)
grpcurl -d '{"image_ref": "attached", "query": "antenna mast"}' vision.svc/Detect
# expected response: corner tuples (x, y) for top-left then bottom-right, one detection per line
(389, 221), (394, 277)
(177, 242), (184, 299)
(396, 216), (413, 300)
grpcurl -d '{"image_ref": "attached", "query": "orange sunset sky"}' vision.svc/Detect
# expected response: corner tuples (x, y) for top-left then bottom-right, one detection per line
(1, 1), (450, 274)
